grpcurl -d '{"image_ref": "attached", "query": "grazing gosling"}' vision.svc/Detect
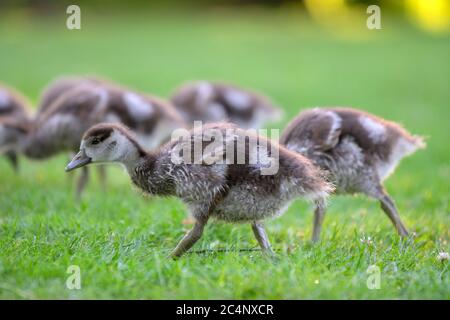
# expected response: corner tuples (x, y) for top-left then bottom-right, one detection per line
(171, 81), (283, 129)
(0, 83), (32, 170)
(66, 122), (333, 257)
(280, 107), (426, 241)
(25, 80), (184, 198)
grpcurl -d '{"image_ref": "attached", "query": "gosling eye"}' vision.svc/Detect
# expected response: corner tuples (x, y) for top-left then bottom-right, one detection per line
(91, 138), (101, 145)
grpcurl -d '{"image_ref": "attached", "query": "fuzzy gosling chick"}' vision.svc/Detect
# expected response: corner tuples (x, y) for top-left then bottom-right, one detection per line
(280, 107), (426, 241)
(66, 122), (333, 257)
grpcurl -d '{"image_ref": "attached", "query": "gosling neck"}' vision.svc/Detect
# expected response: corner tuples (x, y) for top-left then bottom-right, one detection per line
(120, 141), (149, 173)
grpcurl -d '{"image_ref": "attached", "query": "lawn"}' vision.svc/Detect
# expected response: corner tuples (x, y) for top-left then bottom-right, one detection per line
(0, 8), (449, 299)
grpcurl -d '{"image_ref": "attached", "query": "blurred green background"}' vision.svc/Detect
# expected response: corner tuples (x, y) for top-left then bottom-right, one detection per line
(0, 0), (449, 299)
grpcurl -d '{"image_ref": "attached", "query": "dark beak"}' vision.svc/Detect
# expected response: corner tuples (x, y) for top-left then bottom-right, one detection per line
(65, 149), (91, 172)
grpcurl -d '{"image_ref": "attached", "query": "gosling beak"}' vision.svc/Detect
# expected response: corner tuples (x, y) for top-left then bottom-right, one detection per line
(65, 149), (91, 172)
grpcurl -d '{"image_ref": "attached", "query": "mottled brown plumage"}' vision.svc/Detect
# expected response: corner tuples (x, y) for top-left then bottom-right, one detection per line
(36, 76), (100, 116)
(67, 122), (332, 257)
(171, 81), (282, 129)
(37, 76), (185, 147)
(280, 107), (425, 240)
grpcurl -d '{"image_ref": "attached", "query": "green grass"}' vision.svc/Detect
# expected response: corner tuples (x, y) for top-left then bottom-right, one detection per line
(0, 8), (449, 299)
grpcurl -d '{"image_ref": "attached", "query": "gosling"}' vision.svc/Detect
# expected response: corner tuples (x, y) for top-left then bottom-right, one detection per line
(170, 81), (282, 129)
(0, 83), (32, 171)
(280, 107), (426, 241)
(66, 122), (333, 257)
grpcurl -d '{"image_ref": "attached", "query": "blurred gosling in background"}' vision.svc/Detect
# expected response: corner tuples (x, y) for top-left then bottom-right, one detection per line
(171, 81), (283, 129)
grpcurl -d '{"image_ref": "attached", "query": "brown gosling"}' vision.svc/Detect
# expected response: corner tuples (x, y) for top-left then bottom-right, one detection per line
(280, 107), (426, 241)
(170, 81), (283, 129)
(0, 83), (32, 171)
(66, 122), (333, 257)
(23, 78), (185, 198)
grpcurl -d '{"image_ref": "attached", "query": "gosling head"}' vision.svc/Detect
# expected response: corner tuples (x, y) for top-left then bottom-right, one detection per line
(65, 123), (146, 172)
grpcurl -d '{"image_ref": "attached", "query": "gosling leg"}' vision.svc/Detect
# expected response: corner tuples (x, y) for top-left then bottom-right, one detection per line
(170, 219), (207, 258)
(75, 166), (89, 200)
(370, 185), (409, 237)
(379, 193), (409, 237)
(312, 198), (327, 242)
(251, 221), (274, 255)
